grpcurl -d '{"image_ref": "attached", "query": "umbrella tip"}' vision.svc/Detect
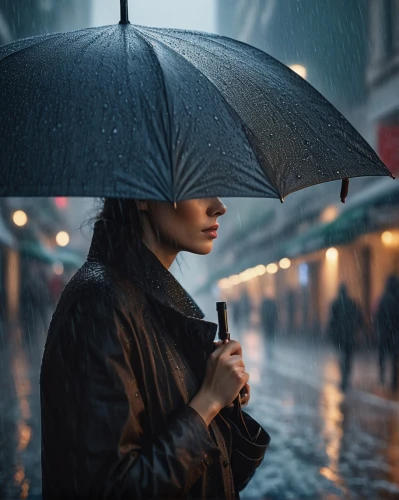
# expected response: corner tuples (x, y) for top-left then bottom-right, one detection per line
(340, 177), (349, 204)
(119, 0), (130, 24)
(280, 196), (285, 203)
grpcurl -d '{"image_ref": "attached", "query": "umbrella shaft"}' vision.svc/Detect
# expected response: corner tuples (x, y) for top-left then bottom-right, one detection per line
(120, 0), (130, 24)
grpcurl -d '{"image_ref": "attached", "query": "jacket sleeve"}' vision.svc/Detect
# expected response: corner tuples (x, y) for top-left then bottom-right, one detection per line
(221, 405), (270, 492)
(62, 290), (221, 499)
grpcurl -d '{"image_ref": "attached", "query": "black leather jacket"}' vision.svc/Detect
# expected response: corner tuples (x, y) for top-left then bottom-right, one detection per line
(40, 219), (269, 499)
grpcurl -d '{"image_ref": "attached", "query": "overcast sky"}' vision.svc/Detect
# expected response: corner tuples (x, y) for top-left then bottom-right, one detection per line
(91, 0), (216, 32)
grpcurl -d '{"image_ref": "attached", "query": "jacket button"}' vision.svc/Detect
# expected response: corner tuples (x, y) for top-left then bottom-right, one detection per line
(223, 460), (229, 468)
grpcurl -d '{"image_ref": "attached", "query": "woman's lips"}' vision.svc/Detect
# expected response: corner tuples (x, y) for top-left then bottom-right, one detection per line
(202, 229), (218, 239)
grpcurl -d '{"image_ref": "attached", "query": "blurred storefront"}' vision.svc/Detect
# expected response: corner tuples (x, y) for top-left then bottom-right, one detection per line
(367, 0), (399, 173)
(0, 0), (91, 45)
(0, 3), (91, 342)
(196, 1), (399, 343)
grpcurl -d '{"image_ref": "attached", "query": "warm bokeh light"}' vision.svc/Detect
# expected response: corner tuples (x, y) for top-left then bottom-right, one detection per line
(52, 262), (64, 275)
(321, 205), (339, 223)
(289, 64), (307, 79)
(55, 231), (69, 247)
(266, 263), (278, 274)
(326, 247), (339, 261)
(254, 264), (266, 276)
(12, 210), (28, 227)
(54, 197), (68, 209)
(218, 264), (267, 289)
(279, 258), (291, 269)
(381, 230), (394, 245)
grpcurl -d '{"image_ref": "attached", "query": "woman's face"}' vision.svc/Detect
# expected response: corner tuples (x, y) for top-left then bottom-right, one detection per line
(143, 198), (227, 255)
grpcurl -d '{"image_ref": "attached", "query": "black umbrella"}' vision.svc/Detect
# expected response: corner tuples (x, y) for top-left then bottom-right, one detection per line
(0, 0), (393, 202)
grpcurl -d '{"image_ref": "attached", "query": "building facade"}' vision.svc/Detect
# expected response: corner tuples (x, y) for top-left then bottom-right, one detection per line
(0, 1), (92, 329)
(202, 1), (399, 343)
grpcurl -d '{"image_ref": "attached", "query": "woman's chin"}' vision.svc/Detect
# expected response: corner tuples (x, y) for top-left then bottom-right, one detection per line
(183, 241), (214, 255)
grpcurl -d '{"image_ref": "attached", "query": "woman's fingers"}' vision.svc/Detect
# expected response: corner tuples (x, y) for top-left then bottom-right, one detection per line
(240, 383), (251, 407)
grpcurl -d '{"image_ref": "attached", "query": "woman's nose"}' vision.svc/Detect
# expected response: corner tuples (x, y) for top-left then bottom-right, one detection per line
(209, 198), (227, 217)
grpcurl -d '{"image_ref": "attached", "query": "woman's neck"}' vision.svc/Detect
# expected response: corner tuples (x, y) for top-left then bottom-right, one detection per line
(142, 228), (178, 270)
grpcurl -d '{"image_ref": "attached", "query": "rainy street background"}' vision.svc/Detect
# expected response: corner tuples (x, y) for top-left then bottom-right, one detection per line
(1, 1), (399, 499)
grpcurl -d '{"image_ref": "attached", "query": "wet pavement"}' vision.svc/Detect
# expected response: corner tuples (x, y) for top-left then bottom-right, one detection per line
(238, 329), (399, 500)
(2, 319), (399, 499)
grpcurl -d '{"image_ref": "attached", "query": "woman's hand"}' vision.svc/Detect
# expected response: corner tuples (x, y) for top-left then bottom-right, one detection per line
(214, 339), (250, 407)
(189, 338), (249, 426)
(240, 383), (250, 407)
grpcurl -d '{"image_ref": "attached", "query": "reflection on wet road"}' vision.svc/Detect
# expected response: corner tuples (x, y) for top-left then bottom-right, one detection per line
(239, 329), (399, 499)
(2, 322), (399, 499)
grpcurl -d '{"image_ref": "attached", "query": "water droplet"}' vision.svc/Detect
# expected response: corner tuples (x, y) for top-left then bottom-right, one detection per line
(113, 128), (118, 134)
(296, 174), (302, 179)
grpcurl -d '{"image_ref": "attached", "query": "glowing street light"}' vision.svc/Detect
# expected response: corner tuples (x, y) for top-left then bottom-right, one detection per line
(12, 210), (28, 227)
(289, 64), (307, 80)
(266, 263), (278, 274)
(279, 258), (291, 269)
(56, 231), (70, 247)
(381, 231), (394, 246)
(52, 262), (64, 275)
(326, 247), (338, 261)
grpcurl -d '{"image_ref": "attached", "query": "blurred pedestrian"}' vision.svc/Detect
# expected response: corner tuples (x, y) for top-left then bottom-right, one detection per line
(20, 260), (49, 353)
(260, 297), (278, 358)
(287, 290), (296, 334)
(375, 275), (399, 392)
(231, 298), (241, 329)
(328, 284), (364, 391)
(240, 291), (252, 328)
(49, 271), (65, 309)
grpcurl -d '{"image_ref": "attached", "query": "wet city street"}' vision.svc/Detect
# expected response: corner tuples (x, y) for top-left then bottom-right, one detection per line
(2, 318), (399, 500)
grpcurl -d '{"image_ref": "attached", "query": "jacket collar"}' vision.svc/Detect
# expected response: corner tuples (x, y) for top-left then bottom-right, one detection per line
(87, 218), (206, 321)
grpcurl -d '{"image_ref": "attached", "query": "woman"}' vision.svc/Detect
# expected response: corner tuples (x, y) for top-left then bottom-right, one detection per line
(40, 197), (269, 499)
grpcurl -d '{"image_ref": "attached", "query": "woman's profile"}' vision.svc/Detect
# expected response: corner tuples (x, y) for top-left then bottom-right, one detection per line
(40, 197), (270, 499)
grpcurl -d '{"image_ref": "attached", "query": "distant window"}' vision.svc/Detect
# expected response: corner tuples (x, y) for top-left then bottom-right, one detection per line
(384, 0), (394, 58)
(298, 263), (309, 286)
(40, 0), (53, 13)
(378, 111), (399, 175)
(0, 9), (12, 44)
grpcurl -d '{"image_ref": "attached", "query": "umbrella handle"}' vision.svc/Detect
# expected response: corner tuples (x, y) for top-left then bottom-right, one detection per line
(216, 302), (245, 400)
(119, 0), (130, 25)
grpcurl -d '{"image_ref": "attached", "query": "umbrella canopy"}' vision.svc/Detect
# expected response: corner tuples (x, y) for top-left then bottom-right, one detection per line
(0, 2), (393, 202)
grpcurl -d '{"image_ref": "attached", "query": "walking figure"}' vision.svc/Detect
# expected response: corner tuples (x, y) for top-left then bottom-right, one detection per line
(328, 284), (364, 391)
(375, 275), (399, 392)
(260, 297), (278, 358)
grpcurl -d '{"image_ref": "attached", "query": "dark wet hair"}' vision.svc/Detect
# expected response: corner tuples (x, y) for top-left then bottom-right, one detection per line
(81, 198), (145, 240)
(98, 198), (144, 234)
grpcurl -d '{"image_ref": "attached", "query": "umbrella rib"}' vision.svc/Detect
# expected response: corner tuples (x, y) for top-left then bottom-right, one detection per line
(0, 32), (66, 64)
(138, 29), (391, 193)
(134, 27), (281, 200)
(133, 28), (176, 203)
